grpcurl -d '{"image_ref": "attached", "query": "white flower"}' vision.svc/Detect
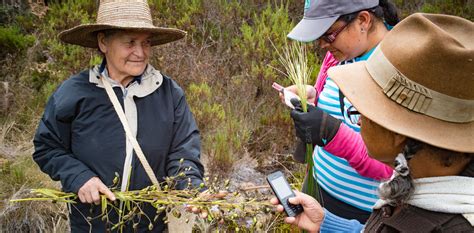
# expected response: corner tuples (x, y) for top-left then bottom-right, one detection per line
(210, 205), (219, 212)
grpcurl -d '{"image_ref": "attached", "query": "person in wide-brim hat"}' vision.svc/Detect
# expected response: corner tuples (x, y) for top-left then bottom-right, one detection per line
(58, 0), (186, 48)
(33, 1), (204, 232)
(271, 13), (474, 232)
(329, 14), (473, 153)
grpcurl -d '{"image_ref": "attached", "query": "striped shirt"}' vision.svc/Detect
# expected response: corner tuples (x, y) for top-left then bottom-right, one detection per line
(313, 48), (379, 212)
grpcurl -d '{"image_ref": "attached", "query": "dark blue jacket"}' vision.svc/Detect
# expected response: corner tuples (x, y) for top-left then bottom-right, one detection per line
(33, 65), (204, 232)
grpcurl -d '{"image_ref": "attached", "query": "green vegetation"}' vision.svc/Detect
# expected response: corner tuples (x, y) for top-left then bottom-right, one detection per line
(0, 26), (35, 56)
(0, 0), (472, 231)
(393, 0), (473, 19)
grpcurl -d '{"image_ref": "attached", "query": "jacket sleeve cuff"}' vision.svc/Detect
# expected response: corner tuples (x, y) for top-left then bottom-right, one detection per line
(66, 169), (97, 193)
(320, 209), (364, 233)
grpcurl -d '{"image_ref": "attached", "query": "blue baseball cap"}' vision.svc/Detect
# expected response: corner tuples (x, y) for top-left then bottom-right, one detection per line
(288, 0), (379, 42)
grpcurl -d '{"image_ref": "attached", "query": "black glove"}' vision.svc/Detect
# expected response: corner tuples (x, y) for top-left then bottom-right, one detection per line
(292, 139), (307, 163)
(290, 98), (341, 146)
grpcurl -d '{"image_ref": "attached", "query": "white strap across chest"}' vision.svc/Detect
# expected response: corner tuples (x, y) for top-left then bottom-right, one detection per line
(99, 76), (160, 189)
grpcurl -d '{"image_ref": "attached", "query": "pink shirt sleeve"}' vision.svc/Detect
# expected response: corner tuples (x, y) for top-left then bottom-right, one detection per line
(315, 52), (339, 102)
(314, 52), (392, 180)
(324, 124), (394, 180)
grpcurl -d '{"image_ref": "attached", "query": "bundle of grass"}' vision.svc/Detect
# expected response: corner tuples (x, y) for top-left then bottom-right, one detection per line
(272, 41), (322, 203)
(10, 173), (281, 232)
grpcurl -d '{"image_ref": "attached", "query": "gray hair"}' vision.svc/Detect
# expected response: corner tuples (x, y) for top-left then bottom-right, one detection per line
(97, 29), (124, 54)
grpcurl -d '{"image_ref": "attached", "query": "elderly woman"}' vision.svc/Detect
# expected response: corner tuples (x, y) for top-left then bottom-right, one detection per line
(32, 0), (204, 232)
(272, 13), (474, 232)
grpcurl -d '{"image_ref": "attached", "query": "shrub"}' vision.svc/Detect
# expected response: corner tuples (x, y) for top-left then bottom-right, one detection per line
(150, 0), (203, 35)
(186, 81), (250, 174)
(187, 82), (226, 132)
(205, 116), (250, 174)
(0, 26), (35, 57)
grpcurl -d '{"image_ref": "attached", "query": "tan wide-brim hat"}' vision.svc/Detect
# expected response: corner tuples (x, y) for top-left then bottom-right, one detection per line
(58, 0), (186, 48)
(328, 13), (474, 153)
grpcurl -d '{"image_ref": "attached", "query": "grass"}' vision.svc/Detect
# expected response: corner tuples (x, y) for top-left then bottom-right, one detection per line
(1, 186), (69, 233)
(0, 109), (68, 231)
(0, 121), (68, 232)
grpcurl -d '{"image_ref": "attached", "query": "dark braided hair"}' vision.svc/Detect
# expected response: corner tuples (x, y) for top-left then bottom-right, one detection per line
(378, 139), (421, 206)
(378, 139), (473, 206)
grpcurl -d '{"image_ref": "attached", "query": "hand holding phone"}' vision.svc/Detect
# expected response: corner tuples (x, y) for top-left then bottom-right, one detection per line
(272, 82), (301, 109)
(266, 171), (303, 217)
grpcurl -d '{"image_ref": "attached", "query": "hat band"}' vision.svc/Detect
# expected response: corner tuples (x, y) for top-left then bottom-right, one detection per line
(365, 46), (474, 123)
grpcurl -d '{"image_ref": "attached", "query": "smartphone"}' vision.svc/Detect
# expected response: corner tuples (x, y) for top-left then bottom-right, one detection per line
(266, 171), (303, 217)
(272, 82), (300, 109)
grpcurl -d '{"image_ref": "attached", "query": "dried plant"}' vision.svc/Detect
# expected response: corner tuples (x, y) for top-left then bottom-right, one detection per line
(1, 186), (69, 233)
(273, 41), (312, 111)
(10, 162), (281, 232)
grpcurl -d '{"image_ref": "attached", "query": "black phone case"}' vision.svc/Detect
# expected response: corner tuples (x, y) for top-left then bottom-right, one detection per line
(266, 171), (303, 217)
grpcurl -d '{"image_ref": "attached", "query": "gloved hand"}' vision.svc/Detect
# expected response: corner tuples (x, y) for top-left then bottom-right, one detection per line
(290, 98), (341, 146)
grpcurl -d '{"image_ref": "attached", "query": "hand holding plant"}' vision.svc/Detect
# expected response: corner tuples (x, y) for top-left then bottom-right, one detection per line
(272, 41), (323, 205)
(290, 99), (341, 147)
(10, 174), (277, 232)
(278, 84), (317, 106)
(78, 177), (116, 204)
(186, 189), (229, 218)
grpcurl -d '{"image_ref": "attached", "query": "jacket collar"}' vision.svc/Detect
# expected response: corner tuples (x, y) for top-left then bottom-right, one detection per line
(97, 58), (143, 85)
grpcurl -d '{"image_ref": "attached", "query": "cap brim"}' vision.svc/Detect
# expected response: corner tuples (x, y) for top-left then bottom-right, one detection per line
(328, 62), (474, 153)
(58, 24), (186, 48)
(287, 16), (338, 42)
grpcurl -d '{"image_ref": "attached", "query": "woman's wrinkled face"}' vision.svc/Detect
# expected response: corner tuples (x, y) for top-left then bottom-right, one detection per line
(360, 115), (406, 167)
(317, 13), (371, 61)
(98, 30), (152, 79)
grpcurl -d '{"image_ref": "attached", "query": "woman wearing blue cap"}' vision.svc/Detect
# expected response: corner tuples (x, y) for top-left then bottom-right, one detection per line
(284, 0), (400, 223)
(273, 13), (474, 232)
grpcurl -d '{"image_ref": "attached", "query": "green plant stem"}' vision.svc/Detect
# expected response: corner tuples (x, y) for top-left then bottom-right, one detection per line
(304, 144), (321, 203)
(10, 188), (274, 209)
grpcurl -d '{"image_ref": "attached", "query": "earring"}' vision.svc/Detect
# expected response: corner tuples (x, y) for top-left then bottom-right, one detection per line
(361, 28), (365, 33)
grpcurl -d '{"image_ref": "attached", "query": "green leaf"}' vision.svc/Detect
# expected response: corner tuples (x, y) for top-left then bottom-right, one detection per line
(101, 195), (107, 215)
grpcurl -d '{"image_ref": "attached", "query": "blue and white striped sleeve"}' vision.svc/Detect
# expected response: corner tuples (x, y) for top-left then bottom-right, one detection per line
(320, 209), (365, 233)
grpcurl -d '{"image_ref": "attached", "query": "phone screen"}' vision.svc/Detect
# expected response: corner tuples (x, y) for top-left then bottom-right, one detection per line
(272, 176), (292, 198)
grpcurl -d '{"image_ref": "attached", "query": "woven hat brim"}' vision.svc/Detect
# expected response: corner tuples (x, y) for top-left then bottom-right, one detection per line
(328, 62), (474, 153)
(58, 24), (186, 48)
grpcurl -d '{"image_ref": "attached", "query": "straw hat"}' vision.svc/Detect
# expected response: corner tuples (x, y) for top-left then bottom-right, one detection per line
(58, 0), (186, 48)
(328, 13), (474, 153)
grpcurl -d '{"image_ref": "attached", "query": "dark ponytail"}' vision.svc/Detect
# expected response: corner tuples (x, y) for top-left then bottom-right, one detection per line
(373, 0), (400, 26)
(339, 0), (400, 26)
